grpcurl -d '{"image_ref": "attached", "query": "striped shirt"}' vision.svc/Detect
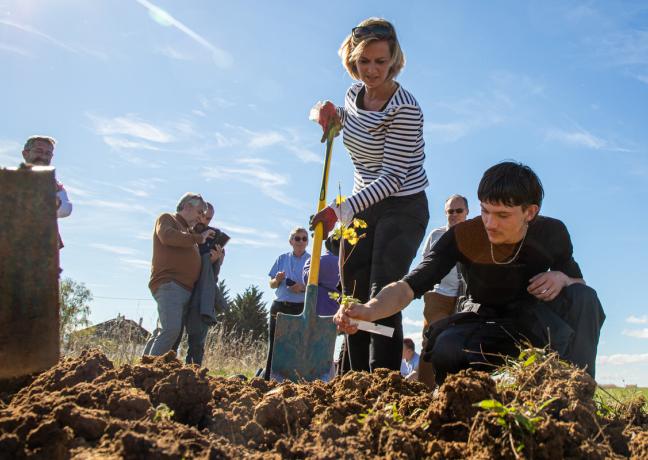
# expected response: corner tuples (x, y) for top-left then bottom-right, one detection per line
(338, 82), (428, 214)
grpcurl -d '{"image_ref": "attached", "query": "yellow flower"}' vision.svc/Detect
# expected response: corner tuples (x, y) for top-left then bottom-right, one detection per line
(342, 227), (356, 240)
(331, 227), (343, 241)
(353, 218), (367, 229)
(335, 195), (346, 206)
(328, 291), (340, 300)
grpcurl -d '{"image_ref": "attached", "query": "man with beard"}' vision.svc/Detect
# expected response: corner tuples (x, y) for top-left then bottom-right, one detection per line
(22, 135), (72, 248)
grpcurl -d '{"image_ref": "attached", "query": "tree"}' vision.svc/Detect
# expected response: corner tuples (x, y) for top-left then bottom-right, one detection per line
(59, 277), (92, 339)
(222, 285), (268, 342)
(217, 279), (232, 311)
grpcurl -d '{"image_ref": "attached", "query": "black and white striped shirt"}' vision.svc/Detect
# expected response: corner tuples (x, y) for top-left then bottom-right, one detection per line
(338, 82), (428, 214)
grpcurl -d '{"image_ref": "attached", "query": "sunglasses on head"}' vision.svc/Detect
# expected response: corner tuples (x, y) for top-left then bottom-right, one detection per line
(351, 24), (394, 40)
(446, 208), (465, 215)
(293, 236), (308, 242)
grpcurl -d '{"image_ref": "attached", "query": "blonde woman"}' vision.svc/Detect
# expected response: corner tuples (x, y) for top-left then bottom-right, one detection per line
(311, 18), (429, 373)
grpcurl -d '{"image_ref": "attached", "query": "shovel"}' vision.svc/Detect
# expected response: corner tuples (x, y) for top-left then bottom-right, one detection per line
(270, 128), (338, 382)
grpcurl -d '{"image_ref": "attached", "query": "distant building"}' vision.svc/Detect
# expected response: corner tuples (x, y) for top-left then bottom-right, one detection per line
(71, 314), (150, 345)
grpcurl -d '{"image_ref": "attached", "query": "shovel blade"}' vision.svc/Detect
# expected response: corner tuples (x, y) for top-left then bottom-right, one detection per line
(270, 286), (337, 382)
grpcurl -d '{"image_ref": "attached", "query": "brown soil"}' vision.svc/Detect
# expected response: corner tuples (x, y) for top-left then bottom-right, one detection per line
(0, 349), (645, 459)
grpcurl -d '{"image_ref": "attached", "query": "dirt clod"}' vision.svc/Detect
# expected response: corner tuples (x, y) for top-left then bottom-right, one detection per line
(0, 349), (645, 458)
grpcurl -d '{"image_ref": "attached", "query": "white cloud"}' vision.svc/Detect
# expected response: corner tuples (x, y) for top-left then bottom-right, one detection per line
(622, 328), (648, 339)
(135, 0), (232, 68)
(213, 132), (239, 148)
(75, 199), (153, 216)
(0, 19), (79, 54)
(90, 243), (137, 255)
(202, 158), (299, 207)
(102, 136), (162, 151)
(64, 184), (92, 197)
(403, 317), (424, 328)
(118, 186), (150, 198)
(425, 122), (471, 143)
(627, 315), (648, 324)
(89, 114), (174, 144)
(598, 353), (648, 365)
(218, 221), (275, 237)
(0, 42), (33, 57)
(120, 257), (151, 270)
(248, 131), (285, 149)
(545, 128), (632, 152)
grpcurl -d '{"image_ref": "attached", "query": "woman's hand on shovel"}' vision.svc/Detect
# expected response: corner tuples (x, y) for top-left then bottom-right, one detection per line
(310, 207), (338, 237)
(310, 101), (341, 143)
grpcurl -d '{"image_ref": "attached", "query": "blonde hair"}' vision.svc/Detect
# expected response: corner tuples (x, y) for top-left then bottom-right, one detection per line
(338, 18), (405, 81)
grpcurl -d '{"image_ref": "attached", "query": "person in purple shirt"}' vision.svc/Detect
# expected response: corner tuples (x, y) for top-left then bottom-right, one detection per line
(303, 238), (340, 316)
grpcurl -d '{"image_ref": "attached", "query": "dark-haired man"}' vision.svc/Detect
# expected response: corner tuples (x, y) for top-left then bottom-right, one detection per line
(335, 162), (605, 385)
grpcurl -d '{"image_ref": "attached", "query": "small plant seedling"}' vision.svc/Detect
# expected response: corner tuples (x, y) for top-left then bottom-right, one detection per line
(153, 403), (175, 422)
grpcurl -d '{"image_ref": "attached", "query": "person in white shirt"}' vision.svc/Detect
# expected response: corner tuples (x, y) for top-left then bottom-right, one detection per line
(418, 194), (468, 387)
(400, 337), (419, 378)
(22, 135), (72, 248)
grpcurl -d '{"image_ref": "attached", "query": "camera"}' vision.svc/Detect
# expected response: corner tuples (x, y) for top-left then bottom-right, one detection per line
(194, 223), (230, 249)
(285, 278), (296, 287)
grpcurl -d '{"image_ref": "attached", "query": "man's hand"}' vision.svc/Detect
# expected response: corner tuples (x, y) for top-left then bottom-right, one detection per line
(333, 302), (374, 334)
(528, 271), (569, 301)
(288, 282), (306, 293)
(209, 245), (224, 263)
(269, 271), (286, 289)
(199, 228), (216, 244)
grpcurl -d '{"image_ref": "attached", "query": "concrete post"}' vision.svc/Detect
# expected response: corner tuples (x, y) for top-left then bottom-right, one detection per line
(0, 166), (60, 379)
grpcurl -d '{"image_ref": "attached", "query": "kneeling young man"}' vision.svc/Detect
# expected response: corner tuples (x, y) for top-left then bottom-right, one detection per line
(335, 161), (605, 386)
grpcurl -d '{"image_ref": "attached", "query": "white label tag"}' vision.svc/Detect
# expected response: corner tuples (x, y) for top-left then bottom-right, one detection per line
(349, 319), (394, 337)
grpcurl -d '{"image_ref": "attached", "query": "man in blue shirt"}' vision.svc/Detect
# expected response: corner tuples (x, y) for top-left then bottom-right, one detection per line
(400, 338), (420, 378)
(263, 227), (311, 380)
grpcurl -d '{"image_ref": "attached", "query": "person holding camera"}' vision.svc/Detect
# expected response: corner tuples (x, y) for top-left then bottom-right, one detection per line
(263, 227), (311, 380)
(143, 193), (214, 356)
(175, 202), (229, 365)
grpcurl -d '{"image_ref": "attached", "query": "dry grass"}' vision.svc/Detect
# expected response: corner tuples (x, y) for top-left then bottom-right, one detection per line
(63, 323), (267, 377)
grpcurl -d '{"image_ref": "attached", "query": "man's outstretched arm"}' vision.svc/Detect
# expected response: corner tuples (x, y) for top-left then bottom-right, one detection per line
(334, 280), (415, 334)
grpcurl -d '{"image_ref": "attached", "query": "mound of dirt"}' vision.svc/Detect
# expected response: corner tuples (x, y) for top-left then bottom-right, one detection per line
(0, 348), (645, 459)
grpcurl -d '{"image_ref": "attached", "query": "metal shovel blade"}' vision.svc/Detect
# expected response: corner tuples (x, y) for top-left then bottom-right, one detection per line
(270, 285), (337, 381)
(269, 130), (338, 382)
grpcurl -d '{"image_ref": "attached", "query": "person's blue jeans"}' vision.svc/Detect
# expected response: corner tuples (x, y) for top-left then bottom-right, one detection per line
(144, 281), (192, 356)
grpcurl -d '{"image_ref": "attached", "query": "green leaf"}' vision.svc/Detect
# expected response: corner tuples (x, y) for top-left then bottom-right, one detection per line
(522, 354), (537, 367)
(475, 399), (505, 411)
(538, 397), (559, 412)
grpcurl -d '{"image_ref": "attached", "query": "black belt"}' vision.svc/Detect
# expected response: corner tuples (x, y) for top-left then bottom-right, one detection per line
(274, 300), (303, 307)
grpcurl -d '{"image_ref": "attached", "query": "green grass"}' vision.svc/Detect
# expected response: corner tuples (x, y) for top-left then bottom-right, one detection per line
(595, 386), (648, 410)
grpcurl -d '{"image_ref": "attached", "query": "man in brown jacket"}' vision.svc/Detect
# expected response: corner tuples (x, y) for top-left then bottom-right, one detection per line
(143, 193), (214, 356)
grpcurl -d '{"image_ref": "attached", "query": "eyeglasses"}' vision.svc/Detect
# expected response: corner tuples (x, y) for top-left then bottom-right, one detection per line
(446, 208), (465, 215)
(293, 236), (308, 242)
(351, 24), (394, 40)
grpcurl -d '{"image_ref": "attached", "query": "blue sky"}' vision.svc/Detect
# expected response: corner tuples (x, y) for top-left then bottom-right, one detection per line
(1, 1), (647, 385)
